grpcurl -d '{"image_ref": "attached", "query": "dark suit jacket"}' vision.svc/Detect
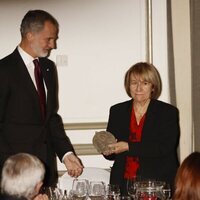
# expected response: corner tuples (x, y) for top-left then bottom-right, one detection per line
(0, 48), (75, 186)
(105, 99), (180, 194)
(0, 193), (27, 200)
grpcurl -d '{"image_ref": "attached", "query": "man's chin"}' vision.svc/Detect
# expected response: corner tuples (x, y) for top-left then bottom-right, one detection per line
(39, 52), (50, 58)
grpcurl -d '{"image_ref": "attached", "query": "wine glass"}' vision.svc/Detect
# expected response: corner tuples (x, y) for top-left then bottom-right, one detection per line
(162, 183), (171, 200)
(127, 177), (140, 199)
(40, 187), (62, 200)
(106, 184), (120, 200)
(119, 196), (131, 200)
(61, 190), (68, 200)
(88, 181), (106, 200)
(72, 179), (89, 200)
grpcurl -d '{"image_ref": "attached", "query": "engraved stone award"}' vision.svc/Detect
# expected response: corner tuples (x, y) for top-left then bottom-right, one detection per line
(93, 131), (116, 153)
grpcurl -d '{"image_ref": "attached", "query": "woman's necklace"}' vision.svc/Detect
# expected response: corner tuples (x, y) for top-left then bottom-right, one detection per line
(134, 99), (150, 123)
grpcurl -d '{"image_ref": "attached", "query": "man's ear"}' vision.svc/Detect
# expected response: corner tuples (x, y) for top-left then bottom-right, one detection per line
(27, 32), (34, 41)
(35, 181), (43, 195)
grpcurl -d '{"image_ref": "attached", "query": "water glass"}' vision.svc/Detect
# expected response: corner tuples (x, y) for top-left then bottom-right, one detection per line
(72, 179), (89, 200)
(88, 181), (106, 200)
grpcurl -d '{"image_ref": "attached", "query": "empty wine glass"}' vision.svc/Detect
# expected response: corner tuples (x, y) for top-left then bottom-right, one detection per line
(88, 181), (106, 200)
(72, 179), (89, 200)
(127, 177), (140, 199)
(106, 184), (120, 200)
(162, 183), (171, 200)
(40, 187), (62, 200)
(62, 190), (68, 200)
(119, 196), (131, 200)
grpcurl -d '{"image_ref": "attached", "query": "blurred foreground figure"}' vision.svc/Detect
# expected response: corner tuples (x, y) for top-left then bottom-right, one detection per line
(0, 153), (48, 200)
(173, 151), (200, 200)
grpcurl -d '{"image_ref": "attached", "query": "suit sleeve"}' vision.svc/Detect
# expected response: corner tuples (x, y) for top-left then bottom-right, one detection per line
(46, 62), (75, 161)
(103, 106), (117, 161)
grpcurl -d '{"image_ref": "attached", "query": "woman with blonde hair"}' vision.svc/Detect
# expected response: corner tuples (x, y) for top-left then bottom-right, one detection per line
(103, 62), (180, 194)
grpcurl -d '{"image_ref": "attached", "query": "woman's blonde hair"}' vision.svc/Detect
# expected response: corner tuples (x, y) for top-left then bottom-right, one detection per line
(124, 62), (162, 99)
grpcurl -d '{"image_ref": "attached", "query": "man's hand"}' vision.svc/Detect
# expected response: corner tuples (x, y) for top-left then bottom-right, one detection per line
(63, 153), (83, 178)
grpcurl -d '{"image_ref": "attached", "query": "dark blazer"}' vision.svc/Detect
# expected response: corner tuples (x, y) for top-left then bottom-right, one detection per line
(0, 48), (75, 186)
(105, 99), (180, 194)
(0, 193), (27, 200)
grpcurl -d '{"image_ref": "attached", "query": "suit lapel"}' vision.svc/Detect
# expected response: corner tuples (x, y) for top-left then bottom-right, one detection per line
(13, 49), (40, 100)
(12, 49), (44, 119)
(142, 99), (157, 139)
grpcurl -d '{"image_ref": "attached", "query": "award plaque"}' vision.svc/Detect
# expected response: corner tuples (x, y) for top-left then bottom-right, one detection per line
(92, 131), (116, 153)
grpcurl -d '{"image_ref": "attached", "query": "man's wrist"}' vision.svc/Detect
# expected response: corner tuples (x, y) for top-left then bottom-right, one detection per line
(62, 151), (73, 163)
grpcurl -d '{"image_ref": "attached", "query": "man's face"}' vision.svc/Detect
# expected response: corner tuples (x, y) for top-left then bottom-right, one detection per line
(30, 21), (58, 58)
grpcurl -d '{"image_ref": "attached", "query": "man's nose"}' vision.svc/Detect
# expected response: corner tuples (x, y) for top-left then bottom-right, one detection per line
(49, 41), (56, 49)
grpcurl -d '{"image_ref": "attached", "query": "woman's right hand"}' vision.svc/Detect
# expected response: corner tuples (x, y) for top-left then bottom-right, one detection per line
(103, 141), (129, 155)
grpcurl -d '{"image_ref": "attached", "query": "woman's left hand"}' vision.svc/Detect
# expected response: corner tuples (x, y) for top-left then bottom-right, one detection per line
(103, 141), (129, 155)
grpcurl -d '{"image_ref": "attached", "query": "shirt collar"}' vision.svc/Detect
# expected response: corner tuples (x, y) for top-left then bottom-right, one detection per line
(17, 46), (37, 66)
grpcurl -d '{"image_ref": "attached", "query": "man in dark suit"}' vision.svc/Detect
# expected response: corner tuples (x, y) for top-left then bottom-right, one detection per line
(0, 9), (83, 186)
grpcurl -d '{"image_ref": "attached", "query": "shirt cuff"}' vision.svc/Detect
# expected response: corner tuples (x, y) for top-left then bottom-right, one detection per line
(62, 151), (73, 163)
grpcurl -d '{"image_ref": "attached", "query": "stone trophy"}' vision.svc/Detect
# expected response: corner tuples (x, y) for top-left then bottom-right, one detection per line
(93, 131), (116, 153)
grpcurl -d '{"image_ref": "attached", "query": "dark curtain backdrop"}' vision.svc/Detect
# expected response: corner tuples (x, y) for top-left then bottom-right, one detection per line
(190, 0), (200, 151)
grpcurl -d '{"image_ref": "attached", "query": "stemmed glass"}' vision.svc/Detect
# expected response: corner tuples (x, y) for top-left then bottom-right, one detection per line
(162, 183), (171, 200)
(88, 181), (106, 200)
(106, 184), (120, 200)
(40, 187), (62, 200)
(72, 179), (89, 200)
(127, 177), (140, 200)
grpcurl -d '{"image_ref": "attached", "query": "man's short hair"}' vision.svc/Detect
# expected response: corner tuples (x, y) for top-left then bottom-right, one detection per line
(20, 9), (59, 38)
(1, 153), (45, 199)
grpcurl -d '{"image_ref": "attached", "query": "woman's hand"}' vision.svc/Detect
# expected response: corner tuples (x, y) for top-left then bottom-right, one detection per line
(103, 141), (129, 155)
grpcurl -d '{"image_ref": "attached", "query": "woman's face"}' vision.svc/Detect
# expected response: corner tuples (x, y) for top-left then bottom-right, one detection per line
(129, 74), (153, 103)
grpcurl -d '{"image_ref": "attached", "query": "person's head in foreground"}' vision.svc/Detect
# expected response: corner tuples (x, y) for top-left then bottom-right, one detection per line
(173, 151), (200, 200)
(1, 153), (45, 200)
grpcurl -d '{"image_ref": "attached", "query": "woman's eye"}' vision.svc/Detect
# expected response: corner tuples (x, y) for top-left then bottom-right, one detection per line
(132, 82), (138, 85)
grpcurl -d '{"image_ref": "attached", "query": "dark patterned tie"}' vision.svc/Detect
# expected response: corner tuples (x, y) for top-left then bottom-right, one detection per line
(33, 59), (46, 120)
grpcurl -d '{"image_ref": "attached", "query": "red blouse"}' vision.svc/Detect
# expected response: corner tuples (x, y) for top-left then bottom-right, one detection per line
(124, 106), (146, 179)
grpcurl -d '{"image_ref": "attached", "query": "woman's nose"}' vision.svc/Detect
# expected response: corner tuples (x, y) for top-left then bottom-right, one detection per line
(136, 82), (142, 91)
